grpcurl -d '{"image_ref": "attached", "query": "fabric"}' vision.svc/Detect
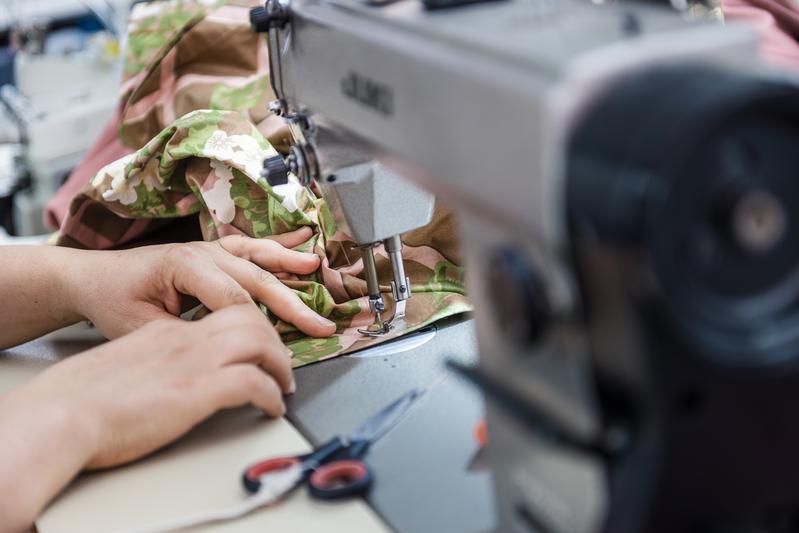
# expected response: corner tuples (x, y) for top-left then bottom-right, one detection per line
(60, 0), (291, 248)
(47, 0), (282, 239)
(44, 108), (133, 230)
(57, 110), (470, 367)
(119, 0), (286, 151)
(56, 0), (470, 368)
(723, 0), (799, 68)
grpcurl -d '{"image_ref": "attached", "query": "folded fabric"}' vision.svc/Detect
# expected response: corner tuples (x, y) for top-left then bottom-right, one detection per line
(723, 0), (799, 68)
(49, 0), (294, 239)
(47, 0), (273, 236)
(119, 0), (278, 151)
(55, 0), (470, 367)
(57, 110), (470, 367)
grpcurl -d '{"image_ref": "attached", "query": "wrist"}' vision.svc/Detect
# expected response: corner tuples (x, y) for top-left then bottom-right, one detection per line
(0, 245), (94, 349)
(54, 247), (101, 325)
(4, 377), (99, 468)
(0, 380), (99, 527)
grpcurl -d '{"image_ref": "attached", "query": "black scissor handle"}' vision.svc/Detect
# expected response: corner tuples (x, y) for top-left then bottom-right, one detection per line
(308, 459), (373, 500)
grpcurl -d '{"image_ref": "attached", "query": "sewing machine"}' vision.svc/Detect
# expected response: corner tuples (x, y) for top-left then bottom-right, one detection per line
(252, 0), (799, 532)
(260, 98), (436, 334)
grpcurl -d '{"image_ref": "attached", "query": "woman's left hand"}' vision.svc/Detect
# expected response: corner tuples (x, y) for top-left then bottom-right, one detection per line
(65, 227), (337, 339)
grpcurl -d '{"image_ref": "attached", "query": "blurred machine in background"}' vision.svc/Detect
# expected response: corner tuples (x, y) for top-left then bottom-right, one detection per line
(0, 0), (131, 237)
(253, 0), (799, 531)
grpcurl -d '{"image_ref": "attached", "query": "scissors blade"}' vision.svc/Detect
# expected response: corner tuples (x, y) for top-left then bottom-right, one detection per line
(348, 388), (425, 444)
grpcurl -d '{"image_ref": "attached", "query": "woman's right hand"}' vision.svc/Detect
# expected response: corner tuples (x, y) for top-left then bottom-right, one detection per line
(52, 303), (294, 468)
(0, 304), (294, 532)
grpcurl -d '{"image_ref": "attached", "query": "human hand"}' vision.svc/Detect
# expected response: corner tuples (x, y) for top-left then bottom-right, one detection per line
(0, 305), (296, 530)
(65, 227), (336, 339)
(14, 305), (295, 469)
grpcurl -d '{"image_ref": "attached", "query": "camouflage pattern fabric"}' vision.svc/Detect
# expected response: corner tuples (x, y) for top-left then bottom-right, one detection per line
(119, 0), (289, 153)
(58, 110), (470, 366)
(56, 0), (470, 367)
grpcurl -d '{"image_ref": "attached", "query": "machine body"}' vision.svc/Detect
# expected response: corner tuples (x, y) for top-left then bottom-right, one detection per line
(252, 1), (799, 531)
(259, 42), (435, 333)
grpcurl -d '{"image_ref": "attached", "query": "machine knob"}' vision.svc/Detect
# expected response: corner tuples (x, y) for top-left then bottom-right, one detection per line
(567, 63), (799, 365)
(487, 247), (551, 347)
(262, 155), (290, 186)
(250, 1), (289, 33)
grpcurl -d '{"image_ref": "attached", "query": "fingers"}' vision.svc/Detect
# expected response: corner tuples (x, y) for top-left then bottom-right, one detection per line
(217, 233), (320, 275)
(264, 226), (314, 248)
(212, 253), (336, 338)
(209, 364), (286, 417)
(198, 307), (295, 394)
(200, 303), (281, 339)
(162, 233), (335, 338)
(57, 312), (295, 473)
(167, 247), (254, 311)
(211, 330), (294, 394)
(133, 306), (183, 331)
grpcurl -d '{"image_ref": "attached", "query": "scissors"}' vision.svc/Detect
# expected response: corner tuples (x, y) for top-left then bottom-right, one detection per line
(242, 388), (424, 501)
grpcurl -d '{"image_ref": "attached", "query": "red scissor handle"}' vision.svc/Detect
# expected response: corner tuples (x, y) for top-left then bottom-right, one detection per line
(242, 437), (367, 497)
(242, 456), (301, 493)
(308, 459), (373, 500)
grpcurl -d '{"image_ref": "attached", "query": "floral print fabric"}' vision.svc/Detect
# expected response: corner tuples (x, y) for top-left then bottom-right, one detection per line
(56, 0), (470, 367)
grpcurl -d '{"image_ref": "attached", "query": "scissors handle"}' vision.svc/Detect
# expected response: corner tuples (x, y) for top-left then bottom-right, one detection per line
(242, 437), (375, 498)
(242, 437), (347, 494)
(308, 459), (373, 500)
(242, 456), (301, 494)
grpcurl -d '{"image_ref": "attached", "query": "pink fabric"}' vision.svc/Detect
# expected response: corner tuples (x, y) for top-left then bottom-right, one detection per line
(44, 107), (132, 230)
(724, 0), (799, 69)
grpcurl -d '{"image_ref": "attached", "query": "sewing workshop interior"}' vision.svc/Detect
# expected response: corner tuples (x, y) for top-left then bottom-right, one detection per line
(1, 0), (798, 531)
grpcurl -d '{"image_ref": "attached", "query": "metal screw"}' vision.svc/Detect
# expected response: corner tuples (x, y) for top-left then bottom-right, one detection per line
(268, 99), (285, 117)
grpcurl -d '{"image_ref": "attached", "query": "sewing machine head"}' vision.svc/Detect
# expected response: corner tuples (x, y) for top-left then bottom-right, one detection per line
(251, 1), (799, 531)
(259, 75), (435, 335)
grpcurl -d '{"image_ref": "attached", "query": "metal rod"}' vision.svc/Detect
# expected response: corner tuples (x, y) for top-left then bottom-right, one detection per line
(360, 245), (385, 324)
(362, 245), (380, 299)
(384, 234), (411, 303)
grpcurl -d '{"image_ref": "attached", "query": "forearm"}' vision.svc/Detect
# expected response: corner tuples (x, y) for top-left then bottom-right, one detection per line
(0, 246), (85, 349)
(0, 381), (95, 532)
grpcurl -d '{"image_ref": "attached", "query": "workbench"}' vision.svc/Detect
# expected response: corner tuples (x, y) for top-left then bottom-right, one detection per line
(0, 316), (496, 533)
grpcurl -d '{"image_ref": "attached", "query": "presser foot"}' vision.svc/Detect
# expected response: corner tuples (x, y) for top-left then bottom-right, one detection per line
(358, 301), (407, 338)
(358, 320), (394, 338)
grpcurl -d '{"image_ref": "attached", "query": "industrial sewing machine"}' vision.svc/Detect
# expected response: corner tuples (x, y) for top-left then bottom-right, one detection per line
(251, 1), (799, 531)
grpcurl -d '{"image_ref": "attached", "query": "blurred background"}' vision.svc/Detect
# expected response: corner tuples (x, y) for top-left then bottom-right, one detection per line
(0, 0), (133, 241)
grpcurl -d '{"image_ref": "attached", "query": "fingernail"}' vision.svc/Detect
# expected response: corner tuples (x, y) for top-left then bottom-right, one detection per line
(316, 315), (336, 328)
(284, 346), (294, 359)
(288, 378), (297, 394)
(279, 402), (286, 417)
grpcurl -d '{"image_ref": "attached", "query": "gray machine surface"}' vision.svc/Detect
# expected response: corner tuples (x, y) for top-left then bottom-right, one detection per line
(288, 315), (496, 533)
(252, 0), (799, 531)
